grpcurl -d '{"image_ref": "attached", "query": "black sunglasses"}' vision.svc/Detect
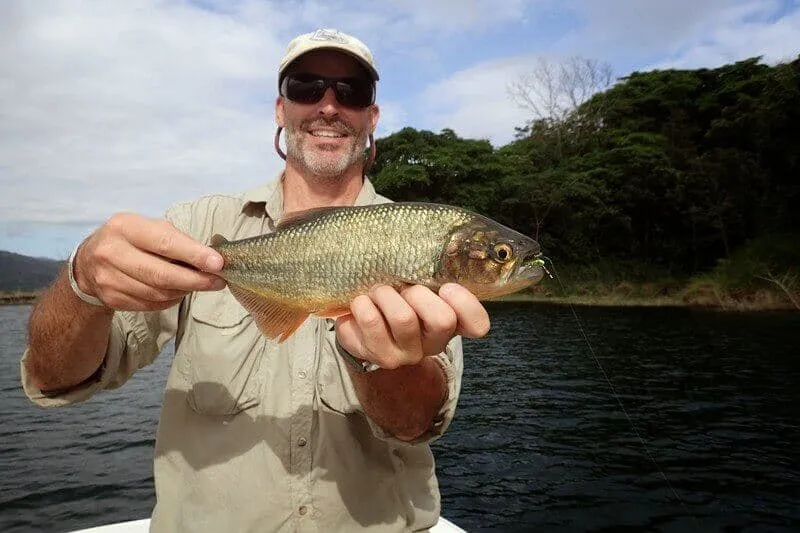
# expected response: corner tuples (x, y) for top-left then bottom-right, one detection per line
(280, 73), (376, 109)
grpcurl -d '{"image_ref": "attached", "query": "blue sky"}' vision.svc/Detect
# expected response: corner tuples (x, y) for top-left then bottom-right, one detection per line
(1, 0), (799, 259)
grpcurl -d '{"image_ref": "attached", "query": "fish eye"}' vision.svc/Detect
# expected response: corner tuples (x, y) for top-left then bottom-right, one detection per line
(493, 243), (513, 263)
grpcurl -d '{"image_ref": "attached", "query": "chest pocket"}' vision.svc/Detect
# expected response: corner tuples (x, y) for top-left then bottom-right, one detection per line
(179, 289), (268, 416)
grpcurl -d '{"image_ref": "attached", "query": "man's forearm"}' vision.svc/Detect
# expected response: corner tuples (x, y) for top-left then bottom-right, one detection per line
(347, 355), (448, 442)
(25, 267), (114, 392)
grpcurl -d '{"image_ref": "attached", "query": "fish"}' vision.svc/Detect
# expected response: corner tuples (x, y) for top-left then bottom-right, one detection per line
(210, 201), (545, 342)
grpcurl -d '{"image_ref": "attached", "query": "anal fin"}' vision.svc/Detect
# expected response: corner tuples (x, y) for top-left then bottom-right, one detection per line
(315, 305), (351, 319)
(227, 283), (309, 343)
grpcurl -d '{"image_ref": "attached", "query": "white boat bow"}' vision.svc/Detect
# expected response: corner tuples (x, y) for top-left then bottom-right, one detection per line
(69, 516), (467, 532)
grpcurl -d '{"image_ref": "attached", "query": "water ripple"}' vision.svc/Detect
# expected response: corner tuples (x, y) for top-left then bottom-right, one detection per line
(1, 303), (798, 532)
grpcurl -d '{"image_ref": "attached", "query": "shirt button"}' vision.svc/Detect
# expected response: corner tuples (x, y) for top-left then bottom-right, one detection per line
(298, 505), (308, 516)
(297, 437), (307, 447)
(298, 370), (307, 379)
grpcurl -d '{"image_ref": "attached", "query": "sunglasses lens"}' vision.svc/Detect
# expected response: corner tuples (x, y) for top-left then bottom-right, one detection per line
(283, 75), (374, 108)
(284, 75), (325, 104)
(334, 78), (374, 108)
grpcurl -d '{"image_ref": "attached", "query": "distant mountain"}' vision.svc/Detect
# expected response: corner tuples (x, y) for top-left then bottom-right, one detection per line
(0, 251), (63, 292)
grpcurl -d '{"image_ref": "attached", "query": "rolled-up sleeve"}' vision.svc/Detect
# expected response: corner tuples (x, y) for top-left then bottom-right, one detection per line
(20, 204), (190, 408)
(325, 330), (465, 447)
(20, 307), (177, 407)
(366, 337), (464, 446)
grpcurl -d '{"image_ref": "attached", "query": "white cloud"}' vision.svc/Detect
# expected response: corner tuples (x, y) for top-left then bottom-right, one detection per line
(546, 0), (799, 70)
(281, 0), (533, 73)
(556, 0), (780, 59)
(417, 57), (545, 146)
(0, 0), (541, 228)
(0, 0), (284, 224)
(652, 5), (800, 69)
(293, 0), (529, 39)
(373, 100), (408, 139)
(384, 0), (530, 33)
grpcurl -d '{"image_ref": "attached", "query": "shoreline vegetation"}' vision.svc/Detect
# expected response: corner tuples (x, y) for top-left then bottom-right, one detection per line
(0, 291), (41, 306)
(499, 284), (800, 311)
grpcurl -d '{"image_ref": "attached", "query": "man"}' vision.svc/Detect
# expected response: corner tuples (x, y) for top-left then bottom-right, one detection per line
(20, 28), (489, 532)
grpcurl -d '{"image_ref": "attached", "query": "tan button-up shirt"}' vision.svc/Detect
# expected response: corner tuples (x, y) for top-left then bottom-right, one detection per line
(20, 176), (464, 533)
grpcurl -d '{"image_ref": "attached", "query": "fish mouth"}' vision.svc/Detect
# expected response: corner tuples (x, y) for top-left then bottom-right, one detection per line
(515, 250), (546, 283)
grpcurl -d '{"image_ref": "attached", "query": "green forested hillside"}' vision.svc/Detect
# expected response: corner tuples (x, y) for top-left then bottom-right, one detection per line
(0, 251), (62, 292)
(371, 56), (800, 309)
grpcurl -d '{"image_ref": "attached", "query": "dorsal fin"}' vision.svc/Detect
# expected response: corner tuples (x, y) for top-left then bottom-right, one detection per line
(276, 205), (350, 230)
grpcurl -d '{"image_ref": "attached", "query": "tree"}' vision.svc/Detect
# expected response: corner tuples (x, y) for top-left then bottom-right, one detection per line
(370, 128), (504, 215)
(366, 56), (800, 281)
(508, 56), (615, 159)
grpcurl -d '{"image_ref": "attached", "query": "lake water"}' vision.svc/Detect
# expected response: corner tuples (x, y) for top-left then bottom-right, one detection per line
(1, 302), (798, 532)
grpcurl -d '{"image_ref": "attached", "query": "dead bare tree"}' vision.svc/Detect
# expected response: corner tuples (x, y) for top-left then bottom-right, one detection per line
(505, 56), (615, 246)
(507, 56), (614, 159)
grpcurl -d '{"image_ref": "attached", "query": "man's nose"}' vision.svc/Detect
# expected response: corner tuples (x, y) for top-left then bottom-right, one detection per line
(317, 87), (341, 117)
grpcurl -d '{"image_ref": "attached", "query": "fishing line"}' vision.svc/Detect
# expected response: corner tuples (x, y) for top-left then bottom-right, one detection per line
(540, 257), (701, 532)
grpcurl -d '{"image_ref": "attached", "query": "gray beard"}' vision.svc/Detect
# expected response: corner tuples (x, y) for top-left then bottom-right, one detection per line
(285, 124), (367, 181)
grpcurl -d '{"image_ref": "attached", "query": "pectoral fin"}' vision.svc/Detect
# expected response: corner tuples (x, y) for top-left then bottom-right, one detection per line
(227, 283), (309, 343)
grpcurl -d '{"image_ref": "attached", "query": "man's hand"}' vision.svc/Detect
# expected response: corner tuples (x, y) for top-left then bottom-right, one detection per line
(74, 212), (226, 311)
(335, 282), (490, 369)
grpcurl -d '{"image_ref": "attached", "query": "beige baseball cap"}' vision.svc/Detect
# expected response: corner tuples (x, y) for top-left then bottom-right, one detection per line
(278, 28), (379, 83)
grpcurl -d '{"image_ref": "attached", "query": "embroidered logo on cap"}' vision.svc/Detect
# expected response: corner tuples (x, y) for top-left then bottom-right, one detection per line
(310, 28), (349, 44)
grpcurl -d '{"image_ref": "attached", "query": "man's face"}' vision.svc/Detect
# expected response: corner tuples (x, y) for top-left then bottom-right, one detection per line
(276, 50), (380, 180)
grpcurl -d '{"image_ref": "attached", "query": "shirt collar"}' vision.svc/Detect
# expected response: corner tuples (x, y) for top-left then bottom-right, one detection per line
(242, 172), (379, 221)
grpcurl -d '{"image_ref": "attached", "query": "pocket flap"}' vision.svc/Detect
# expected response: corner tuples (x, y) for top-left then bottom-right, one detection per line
(190, 289), (250, 329)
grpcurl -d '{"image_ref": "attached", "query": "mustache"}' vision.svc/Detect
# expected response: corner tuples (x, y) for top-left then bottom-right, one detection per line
(301, 118), (357, 135)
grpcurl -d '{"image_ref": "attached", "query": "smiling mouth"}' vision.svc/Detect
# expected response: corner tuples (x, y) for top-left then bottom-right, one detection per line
(308, 130), (347, 139)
